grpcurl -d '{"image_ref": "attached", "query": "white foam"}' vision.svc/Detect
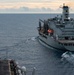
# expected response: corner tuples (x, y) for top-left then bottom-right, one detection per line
(31, 37), (36, 41)
(61, 51), (74, 65)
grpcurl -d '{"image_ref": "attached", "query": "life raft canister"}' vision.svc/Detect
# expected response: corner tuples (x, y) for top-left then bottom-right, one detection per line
(48, 29), (54, 33)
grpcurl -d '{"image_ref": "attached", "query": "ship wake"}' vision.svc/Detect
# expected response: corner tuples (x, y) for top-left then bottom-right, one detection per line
(61, 51), (74, 65)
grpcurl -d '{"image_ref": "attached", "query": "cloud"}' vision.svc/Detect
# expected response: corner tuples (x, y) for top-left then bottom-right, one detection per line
(0, 6), (62, 13)
(0, 5), (74, 13)
(0, 1), (74, 13)
(0, 1), (74, 11)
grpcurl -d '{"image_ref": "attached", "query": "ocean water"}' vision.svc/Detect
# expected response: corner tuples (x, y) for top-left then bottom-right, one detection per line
(0, 14), (74, 75)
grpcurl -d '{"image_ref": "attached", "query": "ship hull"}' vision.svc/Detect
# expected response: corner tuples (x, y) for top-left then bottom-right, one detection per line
(64, 46), (74, 51)
(38, 34), (67, 51)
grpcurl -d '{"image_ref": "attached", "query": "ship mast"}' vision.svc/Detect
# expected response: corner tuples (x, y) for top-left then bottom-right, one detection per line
(62, 3), (69, 21)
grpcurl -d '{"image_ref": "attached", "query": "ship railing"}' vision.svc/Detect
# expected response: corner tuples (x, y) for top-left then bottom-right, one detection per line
(57, 40), (74, 46)
(57, 39), (74, 44)
(58, 39), (74, 42)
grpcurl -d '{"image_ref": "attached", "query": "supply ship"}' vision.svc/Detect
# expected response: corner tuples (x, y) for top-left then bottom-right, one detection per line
(37, 4), (74, 51)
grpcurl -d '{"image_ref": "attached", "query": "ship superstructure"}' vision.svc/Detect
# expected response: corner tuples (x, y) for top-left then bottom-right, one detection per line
(37, 4), (74, 51)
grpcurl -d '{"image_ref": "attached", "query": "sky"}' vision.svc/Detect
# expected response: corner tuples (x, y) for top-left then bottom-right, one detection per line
(0, 0), (74, 13)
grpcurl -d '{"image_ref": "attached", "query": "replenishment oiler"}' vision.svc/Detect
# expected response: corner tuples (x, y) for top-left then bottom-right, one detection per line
(37, 4), (74, 51)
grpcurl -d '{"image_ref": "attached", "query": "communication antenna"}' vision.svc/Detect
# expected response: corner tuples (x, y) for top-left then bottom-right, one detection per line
(63, 3), (65, 6)
(59, 3), (65, 8)
(32, 67), (36, 75)
(59, 5), (62, 8)
(6, 49), (8, 59)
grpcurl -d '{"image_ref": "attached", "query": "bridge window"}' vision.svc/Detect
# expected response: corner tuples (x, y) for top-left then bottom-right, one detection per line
(66, 10), (68, 12)
(65, 37), (69, 40)
(64, 43), (67, 46)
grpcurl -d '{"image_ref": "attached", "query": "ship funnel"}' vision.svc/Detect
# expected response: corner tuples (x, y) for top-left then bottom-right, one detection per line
(62, 4), (69, 21)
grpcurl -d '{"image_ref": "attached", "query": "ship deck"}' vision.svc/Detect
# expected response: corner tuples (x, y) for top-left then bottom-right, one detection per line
(0, 60), (11, 75)
(58, 40), (74, 43)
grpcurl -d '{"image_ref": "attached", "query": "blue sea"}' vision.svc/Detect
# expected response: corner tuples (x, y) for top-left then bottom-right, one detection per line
(0, 14), (74, 75)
